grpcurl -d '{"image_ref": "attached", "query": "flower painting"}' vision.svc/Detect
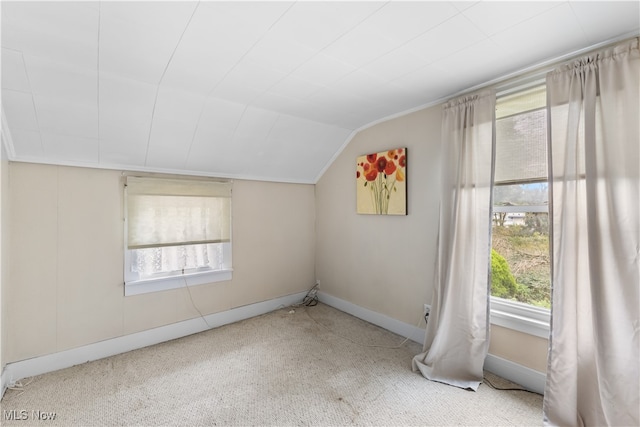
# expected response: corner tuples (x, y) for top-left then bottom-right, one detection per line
(356, 148), (407, 215)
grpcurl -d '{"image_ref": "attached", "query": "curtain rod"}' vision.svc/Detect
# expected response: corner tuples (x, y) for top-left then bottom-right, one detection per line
(455, 32), (640, 100)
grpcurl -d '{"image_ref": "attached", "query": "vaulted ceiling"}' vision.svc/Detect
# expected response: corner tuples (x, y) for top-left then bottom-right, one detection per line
(2, 1), (639, 183)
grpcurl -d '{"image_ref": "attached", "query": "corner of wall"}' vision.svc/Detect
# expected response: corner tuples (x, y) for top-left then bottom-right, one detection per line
(0, 139), (9, 377)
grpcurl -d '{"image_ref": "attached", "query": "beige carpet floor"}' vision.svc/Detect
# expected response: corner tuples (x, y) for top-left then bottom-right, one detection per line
(1, 303), (543, 426)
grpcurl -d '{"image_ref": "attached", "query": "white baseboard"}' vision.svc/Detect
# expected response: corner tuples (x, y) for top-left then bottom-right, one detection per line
(1, 290), (546, 399)
(317, 291), (426, 345)
(1, 291), (307, 399)
(317, 291), (546, 395)
(483, 353), (546, 394)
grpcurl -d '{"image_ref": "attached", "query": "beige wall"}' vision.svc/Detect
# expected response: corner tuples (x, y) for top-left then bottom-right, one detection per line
(0, 144), (8, 370)
(316, 107), (441, 326)
(6, 162), (315, 363)
(315, 105), (548, 373)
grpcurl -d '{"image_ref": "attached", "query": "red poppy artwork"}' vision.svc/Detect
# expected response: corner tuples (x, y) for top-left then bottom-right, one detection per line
(356, 148), (407, 215)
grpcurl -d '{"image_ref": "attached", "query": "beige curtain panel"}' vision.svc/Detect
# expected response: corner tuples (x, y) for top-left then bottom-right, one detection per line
(412, 89), (495, 391)
(543, 38), (640, 426)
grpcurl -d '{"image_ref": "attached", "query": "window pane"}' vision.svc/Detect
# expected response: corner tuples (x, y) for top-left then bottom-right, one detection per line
(494, 109), (548, 184)
(131, 243), (223, 278)
(491, 212), (551, 308)
(494, 182), (549, 206)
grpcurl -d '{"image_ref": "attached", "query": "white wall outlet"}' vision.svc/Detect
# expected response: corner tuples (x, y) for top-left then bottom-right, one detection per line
(424, 304), (431, 316)
(315, 280), (320, 287)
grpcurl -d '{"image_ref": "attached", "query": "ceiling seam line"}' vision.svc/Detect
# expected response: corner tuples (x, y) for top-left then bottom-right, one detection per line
(228, 105), (249, 144)
(144, 1), (200, 167)
(342, 7), (476, 89)
(18, 49), (45, 153)
(182, 98), (207, 170)
(263, 114), (281, 144)
(143, 89), (160, 167)
(157, 1), (200, 85)
(184, 2), (299, 166)
(207, 2), (297, 98)
(249, 1), (391, 107)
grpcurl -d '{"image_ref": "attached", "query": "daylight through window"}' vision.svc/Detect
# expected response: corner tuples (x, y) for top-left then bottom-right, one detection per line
(492, 84), (551, 309)
(124, 176), (232, 295)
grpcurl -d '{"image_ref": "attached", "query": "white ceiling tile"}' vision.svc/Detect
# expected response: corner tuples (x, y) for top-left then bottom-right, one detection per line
(268, 2), (384, 51)
(2, 89), (39, 131)
(463, 2), (563, 36)
(361, 47), (431, 82)
(9, 129), (43, 158)
(209, 83), (261, 106)
(450, 2), (480, 13)
(99, 137), (148, 167)
(146, 120), (196, 169)
(196, 97), (246, 136)
(332, 71), (390, 100)
(491, 3), (586, 63)
(570, 1), (640, 43)
(391, 64), (459, 100)
(42, 132), (99, 163)
(1, 1), (98, 69)
(322, 24), (400, 69)
(99, 2), (197, 85)
(291, 53), (358, 87)
(34, 95), (99, 139)
(2, 1), (637, 184)
(1, 48), (31, 92)
(267, 115), (323, 144)
(161, 48), (238, 96)
(232, 107), (280, 143)
(211, 61), (287, 104)
(431, 39), (510, 92)
(99, 73), (157, 143)
(243, 35), (318, 75)
(220, 60), (288, 94)
(24, 54), (97, 105)
(193, 1), (295, 47)
(153, 86), (205, 127)
(403, 14), (488, 63)
(184, 132), (236, 173)
(251, 93), (316, 120)
(359, 2), (459, 45)
(266, 76), (325, 101)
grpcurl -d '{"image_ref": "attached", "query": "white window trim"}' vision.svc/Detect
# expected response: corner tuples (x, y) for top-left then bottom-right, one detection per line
(124, 268), (233, 297)
(123, 176), (233, 297)
(490, 297), (550, 339)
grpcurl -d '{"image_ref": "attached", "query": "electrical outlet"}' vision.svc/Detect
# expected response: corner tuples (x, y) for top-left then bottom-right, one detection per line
(315, 280), (320, 287)
(423, 304), (431, 316)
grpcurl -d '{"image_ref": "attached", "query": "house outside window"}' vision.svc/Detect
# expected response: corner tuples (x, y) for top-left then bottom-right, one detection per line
(490, 83), (551, 338)
(124, 176), (233, 296)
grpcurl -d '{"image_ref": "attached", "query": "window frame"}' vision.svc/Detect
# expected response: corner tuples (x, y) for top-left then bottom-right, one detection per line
(490, 81), (551, 338)
(123, 176), (233, 297)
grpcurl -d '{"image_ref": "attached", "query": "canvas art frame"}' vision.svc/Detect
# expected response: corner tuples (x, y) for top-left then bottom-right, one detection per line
(356, 148), (407, 215)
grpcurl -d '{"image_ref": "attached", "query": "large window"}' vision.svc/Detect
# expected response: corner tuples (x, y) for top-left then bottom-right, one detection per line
(491, 84), (551, 336)
(124, 176), (232, 296)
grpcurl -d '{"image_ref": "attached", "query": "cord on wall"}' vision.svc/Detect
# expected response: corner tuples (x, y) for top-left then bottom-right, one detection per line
(182, 274), (212, 329)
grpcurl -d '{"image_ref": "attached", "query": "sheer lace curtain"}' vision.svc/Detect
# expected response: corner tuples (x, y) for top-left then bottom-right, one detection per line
(544, 38), (639, 426)
(412, 90), (495, 391)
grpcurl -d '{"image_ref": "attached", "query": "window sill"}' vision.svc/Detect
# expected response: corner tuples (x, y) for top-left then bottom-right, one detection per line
(490, 297), (550, 339)
(125, 269), (233, 296)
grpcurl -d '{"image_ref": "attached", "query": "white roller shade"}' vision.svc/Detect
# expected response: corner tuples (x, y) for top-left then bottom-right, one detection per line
(495, 85), (548, 184)
(126, 177), (231, 250)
